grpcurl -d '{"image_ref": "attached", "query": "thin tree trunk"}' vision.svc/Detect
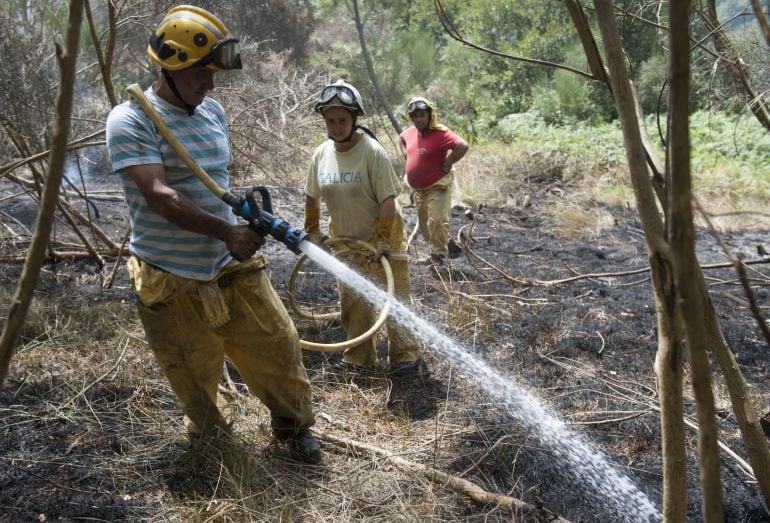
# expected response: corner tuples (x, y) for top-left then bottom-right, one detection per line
(651, 254), (688, 523)
(679, 2), (770, 510)
(0, 0), (85, 385)
(591, 1), (770, 516)
(667, 2), (725, 520)
(351, 0), (402, 135)
(592, 1), (689, 519)
(751, 0), (770, 46)
(702, 290), (770, 509)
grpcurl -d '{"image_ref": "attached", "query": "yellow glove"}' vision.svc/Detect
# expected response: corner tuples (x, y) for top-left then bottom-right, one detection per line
(304, 206), (328, 247)
(372, 217), (393, 261)
(304, 207), (321, 234)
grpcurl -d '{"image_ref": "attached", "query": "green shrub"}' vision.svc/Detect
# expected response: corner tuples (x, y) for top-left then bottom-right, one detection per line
(529, 70), (601, 125)
(495, 112), (626, 178)
(489, 109), (770, 201)
(651, 110), (770, 198)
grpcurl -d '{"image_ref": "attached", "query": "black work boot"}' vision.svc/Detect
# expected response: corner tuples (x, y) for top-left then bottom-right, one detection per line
(286, 430), (322, 464)
(389, 358), (423, 378)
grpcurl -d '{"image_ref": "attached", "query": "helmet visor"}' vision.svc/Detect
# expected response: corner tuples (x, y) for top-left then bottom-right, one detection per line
(196, 38), (242, 70)
(318, 85), (356, 106)
(212, 38), (241, 69)
(407, 100), (429, 114)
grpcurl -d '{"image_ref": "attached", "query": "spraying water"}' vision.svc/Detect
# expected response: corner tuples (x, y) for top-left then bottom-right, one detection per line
(299, 241), (662, 522)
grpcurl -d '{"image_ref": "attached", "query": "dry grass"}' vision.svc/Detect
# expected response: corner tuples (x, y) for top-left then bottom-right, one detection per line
(0, 285), (542, 521)
(544, 197), (617, 240)
(452, 144), (563, 210)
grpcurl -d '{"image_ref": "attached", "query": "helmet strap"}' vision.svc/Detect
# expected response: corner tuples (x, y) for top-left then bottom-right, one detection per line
(163, 69), (198, 116)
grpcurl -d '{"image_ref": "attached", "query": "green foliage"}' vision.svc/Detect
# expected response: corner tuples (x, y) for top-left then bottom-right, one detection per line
(394, 31), (436, 90)
(529, 71), (596, 125)
(493, 109), (770, 200)
(527, 45), (608, 125)
(450, 0), (574, 120)
(494, 112), (627, 180)
(331, 0), (581, 132)
(636, 52), (668, 115)
(687, 110), (770, 197)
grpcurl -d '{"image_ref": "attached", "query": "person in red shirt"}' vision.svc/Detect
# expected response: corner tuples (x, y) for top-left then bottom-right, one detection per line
(399, 97), (469, 266)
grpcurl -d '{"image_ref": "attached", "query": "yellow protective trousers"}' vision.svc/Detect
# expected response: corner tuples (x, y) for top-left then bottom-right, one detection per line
(414, 177), (453, 257)
(338, 257), (421, 368)
(128, 256), (315, 438)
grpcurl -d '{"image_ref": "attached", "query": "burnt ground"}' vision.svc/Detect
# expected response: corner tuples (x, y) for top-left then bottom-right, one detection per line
(0, 176), (769, 522)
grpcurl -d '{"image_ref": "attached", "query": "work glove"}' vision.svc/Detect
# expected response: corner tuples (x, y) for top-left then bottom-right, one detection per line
(304, 206), (328, 247)
(308, 232), (328, 247)
(303, 206), (321, 234)
(372, 216), (393, 261)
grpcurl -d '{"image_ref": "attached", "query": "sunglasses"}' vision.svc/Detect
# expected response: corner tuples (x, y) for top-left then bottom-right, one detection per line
(407, 100), (429, 114)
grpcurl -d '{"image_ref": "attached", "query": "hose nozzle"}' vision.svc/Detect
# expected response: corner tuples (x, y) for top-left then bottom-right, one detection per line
(230, 186), (309, 255)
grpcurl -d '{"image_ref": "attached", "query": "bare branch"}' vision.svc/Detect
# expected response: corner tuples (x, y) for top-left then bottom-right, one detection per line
(751, 0), (770, 46)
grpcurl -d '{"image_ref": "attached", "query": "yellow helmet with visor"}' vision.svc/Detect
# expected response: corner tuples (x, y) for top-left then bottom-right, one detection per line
(147, 5), (242, 71)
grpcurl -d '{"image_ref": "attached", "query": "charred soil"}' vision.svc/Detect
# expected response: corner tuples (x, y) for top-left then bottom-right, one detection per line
(1, 178), (769, 522)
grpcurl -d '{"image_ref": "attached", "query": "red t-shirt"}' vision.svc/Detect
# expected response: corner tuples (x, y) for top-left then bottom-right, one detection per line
(400, 126), (462, 189)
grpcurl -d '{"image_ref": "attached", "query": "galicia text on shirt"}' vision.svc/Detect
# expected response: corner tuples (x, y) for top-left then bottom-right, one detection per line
(318, 170), (362, 184)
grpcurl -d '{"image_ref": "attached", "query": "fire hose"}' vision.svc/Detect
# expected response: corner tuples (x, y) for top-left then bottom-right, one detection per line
(288, 237), (393, 352)
(125, 84), (393, 352)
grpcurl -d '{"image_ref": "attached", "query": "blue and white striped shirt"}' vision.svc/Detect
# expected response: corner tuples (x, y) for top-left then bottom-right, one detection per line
(106, 87), (235, 280)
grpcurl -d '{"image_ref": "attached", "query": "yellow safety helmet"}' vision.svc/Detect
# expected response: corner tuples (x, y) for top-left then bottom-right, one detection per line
(314, 80), (365, 116)
(406, 96), (448, 131)
(147, 5), (242, 71)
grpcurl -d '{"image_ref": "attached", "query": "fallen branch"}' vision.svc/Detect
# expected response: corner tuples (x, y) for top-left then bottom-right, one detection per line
(540, 352), (758, 482)
(0, 131), (105, 178)
(458, 223), (530, 285)
(0, 247), (130, 262)
(316, 428), (571, 521)
(459, 220), (770, 288)
(102, 226), (130, 289)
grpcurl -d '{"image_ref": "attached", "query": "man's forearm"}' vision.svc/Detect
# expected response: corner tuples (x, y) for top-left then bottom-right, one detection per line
(148, 187), (234, 241)
(447, 142), (469, 165)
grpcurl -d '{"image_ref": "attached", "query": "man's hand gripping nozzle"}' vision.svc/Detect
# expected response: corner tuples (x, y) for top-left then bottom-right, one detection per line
(227, 186), (309, 255)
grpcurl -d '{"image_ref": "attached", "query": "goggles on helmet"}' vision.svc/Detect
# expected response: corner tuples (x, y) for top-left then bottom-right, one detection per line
(318, 85), (356, 106)
(407, 100), (429, 114)
(196, 38), (242, 70)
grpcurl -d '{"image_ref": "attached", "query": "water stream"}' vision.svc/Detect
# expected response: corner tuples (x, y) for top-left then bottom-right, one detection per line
(299, 241), (662, 522)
